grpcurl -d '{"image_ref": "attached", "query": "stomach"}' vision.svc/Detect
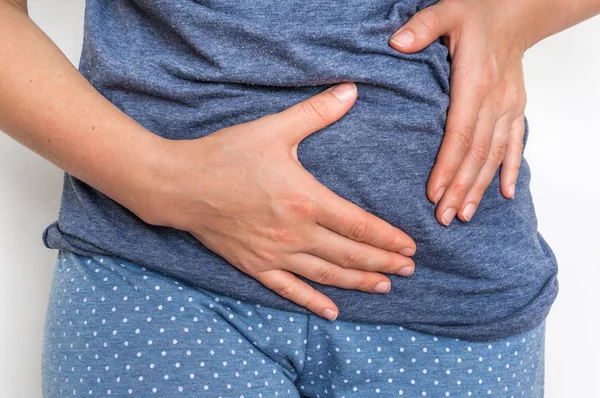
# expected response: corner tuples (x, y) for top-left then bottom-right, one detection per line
(75, 0), (559, 333)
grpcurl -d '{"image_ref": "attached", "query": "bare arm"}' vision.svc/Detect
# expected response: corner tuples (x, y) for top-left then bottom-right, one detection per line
(1, 0), (421, 319)
(0, 0), (169, 224)
(523, 0), (600, 47)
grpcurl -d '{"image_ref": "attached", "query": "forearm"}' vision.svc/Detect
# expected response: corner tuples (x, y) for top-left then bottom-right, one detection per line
(521, 0), (600, 48)
(0, 2), (169, 223)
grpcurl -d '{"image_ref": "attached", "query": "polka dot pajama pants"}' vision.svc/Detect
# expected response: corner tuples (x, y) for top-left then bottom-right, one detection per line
(42, 249), (545, 397)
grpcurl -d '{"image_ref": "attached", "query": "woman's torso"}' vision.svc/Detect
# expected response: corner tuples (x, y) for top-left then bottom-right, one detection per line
(42, 0), (558, 341)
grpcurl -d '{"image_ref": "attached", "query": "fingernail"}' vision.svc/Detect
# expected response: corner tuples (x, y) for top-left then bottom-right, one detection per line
(434, 187), (446, 204)
(462, 202), (476, 221)
(442, 207), (457, 226)
(400, 247), (415, 256)
(322, 308), (338, 321)
(509, 184), (515, 199)
(390, 30), (414, 47)
(397, 266), (414, 277)
(374, 281), (391, 293)
(329, 82), (356, 102)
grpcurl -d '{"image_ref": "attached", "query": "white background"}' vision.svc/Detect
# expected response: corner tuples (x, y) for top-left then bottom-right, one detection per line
(1, 1), (598, 396)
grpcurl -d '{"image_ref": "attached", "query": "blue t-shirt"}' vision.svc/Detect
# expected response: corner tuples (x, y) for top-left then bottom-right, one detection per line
(42, 0), (559, 342)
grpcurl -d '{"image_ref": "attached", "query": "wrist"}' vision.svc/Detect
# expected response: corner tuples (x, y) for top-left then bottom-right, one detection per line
(124, 133), (183, 227)
(135, 134), (211, 229)
(512, 0), (600, 50)
(493, 0), (541, 53)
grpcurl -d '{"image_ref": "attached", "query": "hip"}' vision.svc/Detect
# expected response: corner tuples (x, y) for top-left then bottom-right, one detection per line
(42, 248), (546, 397)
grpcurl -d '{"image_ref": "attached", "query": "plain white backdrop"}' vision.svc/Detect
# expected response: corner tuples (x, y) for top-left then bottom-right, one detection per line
(1, 1), (598, 396)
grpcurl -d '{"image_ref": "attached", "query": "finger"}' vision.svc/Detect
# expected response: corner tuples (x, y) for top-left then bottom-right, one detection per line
(389, 1), (462, 52)
(426, 51), (489, 206)
(457, 111), (513, 222)
(435, 101), (496, 226)
(258, 82), (358, 151)
(253, 269), (340, 321)
(500, 114), (525, 199)
(305, 225), (415, 276)
(314, 186), (417, 256)
(288, 252), (393, 294)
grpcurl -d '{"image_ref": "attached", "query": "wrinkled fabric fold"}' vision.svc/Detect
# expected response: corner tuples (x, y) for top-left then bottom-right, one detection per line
(42, 0), (558, 342)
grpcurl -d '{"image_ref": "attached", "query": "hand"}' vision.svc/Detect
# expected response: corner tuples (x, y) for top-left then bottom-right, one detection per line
(388, 0), (530, 226)
(144, 83), (417, 321)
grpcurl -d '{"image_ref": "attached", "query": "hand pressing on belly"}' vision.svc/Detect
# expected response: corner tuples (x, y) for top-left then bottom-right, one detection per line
(388, 0), (529, 226)
(143, 82), (417, 321)
(389, 0), (600, 226)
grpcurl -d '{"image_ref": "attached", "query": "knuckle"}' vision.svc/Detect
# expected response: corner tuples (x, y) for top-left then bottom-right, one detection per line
(314, 265), (338, 285)
(474, 80), (491, 98)
(451, 125), (475, 150)
(384, 257), (403, 274)
(385, 233), (406, 252)
(272, 280), (296, 299)
(300, 97), (330, 124)
(468, 140), (490, 164)
(340, 247), (364, 268)
(415, 7), (442, 32)
(475, 72), (493, 97)
(450, 180), (470, 197)
(348, 217), (370, 242)
(284, 193), (318, 219)
(435, 160), (460, 179)
(269, 227), (301, 246)
(354, 275), (373, 292)
(256, 247), (278, 263)
(381, 234), (410, 251)
(509, 163), (521, 174)
(489, 143), (507, 163)
(374, 253), (400, 274)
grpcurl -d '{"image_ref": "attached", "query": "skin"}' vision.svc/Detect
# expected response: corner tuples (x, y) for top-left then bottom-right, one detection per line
(0, 0), (416, 322)
(388, 0), (600, 226)
(1, 0), (599, 320)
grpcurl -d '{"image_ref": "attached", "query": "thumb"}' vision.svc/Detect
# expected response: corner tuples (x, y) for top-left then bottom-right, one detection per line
(389, 3), (459, 53)
(271, 82), (357, 148)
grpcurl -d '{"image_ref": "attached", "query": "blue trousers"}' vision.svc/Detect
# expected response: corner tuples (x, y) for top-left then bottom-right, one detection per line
(42, 249), (545, 397)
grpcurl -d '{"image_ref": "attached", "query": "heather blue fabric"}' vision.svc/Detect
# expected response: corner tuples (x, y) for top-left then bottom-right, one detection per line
(42, 0), (559, 342)
(42, 249), (545, 397)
